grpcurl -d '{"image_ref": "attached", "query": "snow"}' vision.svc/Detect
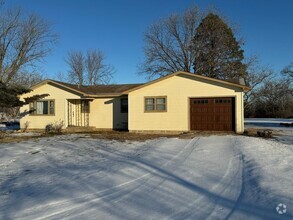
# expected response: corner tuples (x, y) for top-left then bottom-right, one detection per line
(0, 134), (292, 219)
(245, 118), (293, 123)
(245, 118), (293, 145)
(245, 118), (293, 130)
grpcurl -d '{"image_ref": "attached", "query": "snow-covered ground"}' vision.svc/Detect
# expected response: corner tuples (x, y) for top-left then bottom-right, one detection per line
(0, 134), (292, 219)
(245, 118), (293, 145)
(245, 118), (293, 130)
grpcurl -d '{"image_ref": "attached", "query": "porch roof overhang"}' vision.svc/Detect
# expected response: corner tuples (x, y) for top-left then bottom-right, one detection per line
(82, 93), (124, 98)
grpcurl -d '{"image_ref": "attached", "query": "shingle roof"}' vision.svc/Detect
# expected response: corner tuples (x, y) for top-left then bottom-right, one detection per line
(50, 80), (143, 95)
(31, 80), (144, 97)
(32, 71), (249, 97)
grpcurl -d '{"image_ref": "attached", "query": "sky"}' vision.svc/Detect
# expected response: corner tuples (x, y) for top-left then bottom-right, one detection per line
(4, 0), (293, 84)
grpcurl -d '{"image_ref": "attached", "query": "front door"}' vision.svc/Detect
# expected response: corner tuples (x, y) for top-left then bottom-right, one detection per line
(68, 100), (90, 127)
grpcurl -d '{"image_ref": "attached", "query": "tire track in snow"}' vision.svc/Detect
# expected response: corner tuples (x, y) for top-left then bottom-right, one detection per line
(224, 136), (293, 220)
(111, 136), (201, 204)
(19, 137), (200, 219)
(166, 136), (244, 220)
(206, 136), (244, 219)
(223, 136), (245, 219)
(65, 136), (201, 219)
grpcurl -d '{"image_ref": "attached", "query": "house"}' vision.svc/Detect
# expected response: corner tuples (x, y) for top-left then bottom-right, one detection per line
(19, 71), (249, 133)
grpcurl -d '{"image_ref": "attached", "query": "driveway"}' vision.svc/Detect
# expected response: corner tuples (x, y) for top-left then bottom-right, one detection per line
(0, 134), (292, 219)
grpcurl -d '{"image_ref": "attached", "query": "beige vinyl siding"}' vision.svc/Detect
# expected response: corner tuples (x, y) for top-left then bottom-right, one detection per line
(20, 84), (80, 129)
(128, 74), (244, 133)
(89, 97), (128, 129)
(20, 84), (128, 130)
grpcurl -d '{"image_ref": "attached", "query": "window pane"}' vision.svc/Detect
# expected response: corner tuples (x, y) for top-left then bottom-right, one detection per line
(121, 99), (128, 105)
(145, 98), (154, 105)
(156, 98), (165, 104)
(156, 104), (166, 111)
(145, 105), (154, 111)
(36, 101), (44, 114)
(30, 102), (35, 115)
(43, 101), (48, 114)
(121, 98), (128, 113)
(36, 101), (48, 114)
(50, 101), (54, 114)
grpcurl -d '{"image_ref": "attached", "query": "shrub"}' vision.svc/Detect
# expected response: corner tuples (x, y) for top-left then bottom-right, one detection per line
(45, 120), (64, 134)
(23, 121), (30, 132)
(54, 120), (64, 133)
(45, 123), (54, 133)
(0, 132), (4, 139)
(257, 130), (272, 138)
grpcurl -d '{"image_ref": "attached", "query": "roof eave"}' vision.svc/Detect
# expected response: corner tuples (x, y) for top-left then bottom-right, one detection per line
(181, 72), (251, 91)
(30, 80), (139, 97)
(86, 93), (123, 98)
(124, 71), (250, 93)
(30, 80), (87, 96)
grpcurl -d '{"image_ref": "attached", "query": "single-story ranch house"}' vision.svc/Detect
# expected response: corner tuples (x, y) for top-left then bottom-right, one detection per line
(19, 71), (249, 133)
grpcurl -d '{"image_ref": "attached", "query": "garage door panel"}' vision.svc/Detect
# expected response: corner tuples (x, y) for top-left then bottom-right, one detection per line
(190, 98), (234, 131)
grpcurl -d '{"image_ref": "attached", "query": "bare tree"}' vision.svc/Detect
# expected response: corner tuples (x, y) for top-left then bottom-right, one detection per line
(66, 49), (113, 86)
(55, 71), (67, 82)
(244, 57), (275, 110)
(250, 78), (293, 118)
(66, 51), (84, 86)
(282, 61), (293, 80)
(85, 49), (113, 85)
(0, 6), (57, 85)
(244, 58), (293, 117)
(140, 6), (202, 79)
(281, 62), (293, 98)
(11, 71), (43, 87)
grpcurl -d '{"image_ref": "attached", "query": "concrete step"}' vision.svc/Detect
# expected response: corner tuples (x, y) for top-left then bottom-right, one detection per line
(64, 126), (97, 133)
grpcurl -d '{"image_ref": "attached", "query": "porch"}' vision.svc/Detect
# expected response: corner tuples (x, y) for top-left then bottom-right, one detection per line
(67, 99), (91, 127)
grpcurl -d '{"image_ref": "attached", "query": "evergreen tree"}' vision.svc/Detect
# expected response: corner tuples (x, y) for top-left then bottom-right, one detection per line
(0, 82), (48, 108)
(192, 13), (246, 80)
(0, 82), (30, 108)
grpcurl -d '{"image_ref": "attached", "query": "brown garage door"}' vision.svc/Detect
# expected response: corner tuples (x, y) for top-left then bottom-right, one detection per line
(190, 98), (235, 131)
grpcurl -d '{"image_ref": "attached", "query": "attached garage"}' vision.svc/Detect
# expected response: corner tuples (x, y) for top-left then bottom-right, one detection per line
(126, 71), (249, 134)
(190, 97), (235, 131)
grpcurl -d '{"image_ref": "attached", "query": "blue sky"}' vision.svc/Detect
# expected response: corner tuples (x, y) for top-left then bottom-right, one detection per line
(5, 0), (293, 84)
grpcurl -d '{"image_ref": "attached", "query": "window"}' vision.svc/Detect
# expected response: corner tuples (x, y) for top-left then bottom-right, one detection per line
(215, 99), (231, 104)
(81, 100), (90, 113)
(145, 97), (167, 112)
(193, 99), (208, 104)
(30, 100), (55, 115)
(121, 98), (128, 113)
(49, 100), (55, 114)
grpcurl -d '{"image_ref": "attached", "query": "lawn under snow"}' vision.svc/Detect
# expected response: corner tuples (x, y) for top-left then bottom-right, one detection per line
(0, 134), (292, 219)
